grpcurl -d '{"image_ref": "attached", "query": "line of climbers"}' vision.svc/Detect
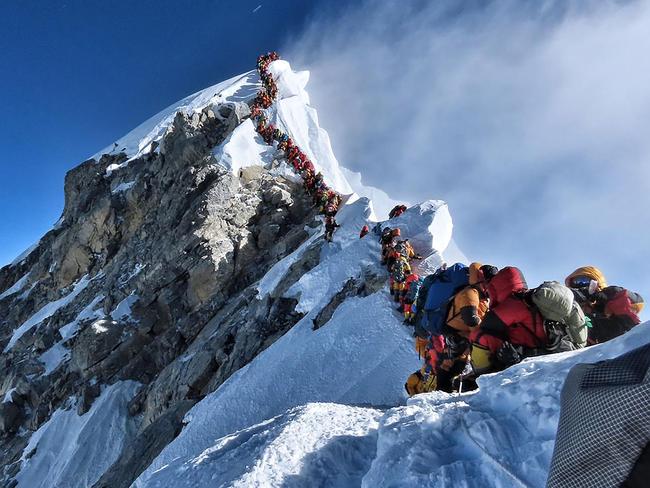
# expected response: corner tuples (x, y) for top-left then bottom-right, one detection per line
(251, 53), (645, 394)
(366, 209), (645, 396)
(251, 52), (342, 242)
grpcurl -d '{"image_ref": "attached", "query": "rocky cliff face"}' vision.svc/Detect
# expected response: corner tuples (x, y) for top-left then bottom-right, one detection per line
(0, 97), (325, 487)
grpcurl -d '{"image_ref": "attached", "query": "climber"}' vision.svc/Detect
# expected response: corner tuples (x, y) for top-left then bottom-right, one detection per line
(405, 367), (437, 397)
(402, 274), (422, 322)
(409, 263), (447, 337)
(406, 335), (445, 397)
(389, 204), (408, 219)
(446, 264), (498, 335)
(469, 267), (547, 376)
(359, 225), (370, 239)
(566, 266), (644, 345)
(518, 280), (589, 352)
(324, 216), (340, 242)
(380, 228), (399, 265)
(324, 201), (338, 218)
(418, 263), (470, 337)
(319, 191), (330, 213)
(394, 239), (422, 262)
(435, 263), (497, 392)
(389, 255), (411, 301)
(314, 172), (324, 189)
(380, 226), (394, 246)
(400, 273), (420, 317)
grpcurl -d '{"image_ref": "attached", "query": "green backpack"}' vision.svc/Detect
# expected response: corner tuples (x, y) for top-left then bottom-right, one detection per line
(530, 281), (588, 348)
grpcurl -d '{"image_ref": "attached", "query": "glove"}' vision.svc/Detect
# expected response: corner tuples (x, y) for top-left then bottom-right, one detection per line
(496, 342), (522, 367)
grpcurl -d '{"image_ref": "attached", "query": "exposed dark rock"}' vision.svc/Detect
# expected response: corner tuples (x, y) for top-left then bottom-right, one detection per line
(0, 97), (322, 487)
(312, 267), (386, 330)
(91, 400), (196, 488)
(77, 382), (102, 415)
(0, 402), (22, 435)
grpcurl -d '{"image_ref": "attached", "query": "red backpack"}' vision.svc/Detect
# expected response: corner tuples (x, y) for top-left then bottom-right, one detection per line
(605, 288), (642, 325)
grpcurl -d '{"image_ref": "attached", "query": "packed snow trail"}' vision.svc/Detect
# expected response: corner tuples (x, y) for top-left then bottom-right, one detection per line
(142, 403), (382, 488)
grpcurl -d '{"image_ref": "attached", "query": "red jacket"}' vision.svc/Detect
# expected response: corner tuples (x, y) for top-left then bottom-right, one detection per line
(471, 267), (547, 352)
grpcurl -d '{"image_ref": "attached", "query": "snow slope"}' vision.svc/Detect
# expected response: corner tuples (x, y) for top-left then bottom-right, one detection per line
(15, 381), (140, 488)
(134, 195), (452, 487)
(0, 272), (30, 300)
(139, 321), (650, 488)
(91, 71), (260, 163)
(143, 403), (382, 488)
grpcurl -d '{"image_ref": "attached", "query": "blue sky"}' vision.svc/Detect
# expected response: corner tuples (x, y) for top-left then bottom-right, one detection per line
(0, 0), (325, 265)
(1, 0), (647, 313)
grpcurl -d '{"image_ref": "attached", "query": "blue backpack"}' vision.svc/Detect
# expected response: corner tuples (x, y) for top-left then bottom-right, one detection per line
(422, 263), (470, 335)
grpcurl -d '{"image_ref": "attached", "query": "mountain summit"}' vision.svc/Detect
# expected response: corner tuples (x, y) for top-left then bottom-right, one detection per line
(0, 57), (450, 487)
(0, 56), (646, 488)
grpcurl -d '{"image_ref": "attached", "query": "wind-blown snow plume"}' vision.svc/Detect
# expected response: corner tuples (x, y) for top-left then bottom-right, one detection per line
(286, 0), (650, 315)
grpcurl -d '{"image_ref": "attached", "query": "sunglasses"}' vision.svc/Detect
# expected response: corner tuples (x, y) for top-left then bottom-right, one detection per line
(570, 276), (592, 288)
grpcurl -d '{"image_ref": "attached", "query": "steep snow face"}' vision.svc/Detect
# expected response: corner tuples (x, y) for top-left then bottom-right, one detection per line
(15, 381), (140, 488)
(212, 118), (276, 175)
(266, 60), (355, 197)
(91, 71), (260, 162)
(135, 196), (452, 487)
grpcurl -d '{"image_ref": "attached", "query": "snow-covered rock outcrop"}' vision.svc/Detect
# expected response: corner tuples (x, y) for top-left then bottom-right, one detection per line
(0, 59), (453, 488)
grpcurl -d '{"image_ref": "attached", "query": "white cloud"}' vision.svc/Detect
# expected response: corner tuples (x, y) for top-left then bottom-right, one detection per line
(286, 0), (650, 314)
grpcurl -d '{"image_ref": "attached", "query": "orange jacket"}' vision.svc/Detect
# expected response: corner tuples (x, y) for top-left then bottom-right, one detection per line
(446, 262), (490, 336)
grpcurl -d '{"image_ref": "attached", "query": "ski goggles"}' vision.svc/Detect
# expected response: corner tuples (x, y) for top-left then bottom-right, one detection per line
(569, 276), (592, 288)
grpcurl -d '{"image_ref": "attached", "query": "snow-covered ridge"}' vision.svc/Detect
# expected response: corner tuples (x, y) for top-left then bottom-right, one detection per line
(134, 195), (451, 486)
(91, 59), (400, 220)
(91, 71), (260, 163)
